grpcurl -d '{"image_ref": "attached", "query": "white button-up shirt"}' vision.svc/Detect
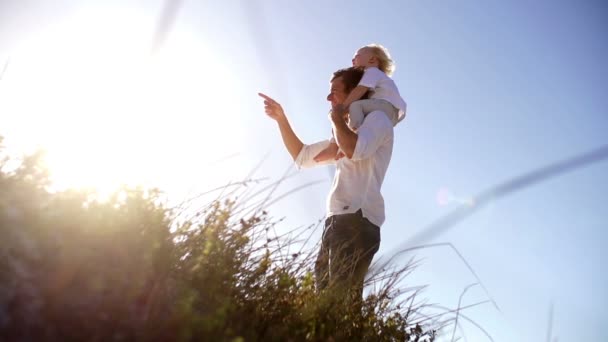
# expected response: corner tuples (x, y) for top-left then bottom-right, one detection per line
(295, 111), (394, 227)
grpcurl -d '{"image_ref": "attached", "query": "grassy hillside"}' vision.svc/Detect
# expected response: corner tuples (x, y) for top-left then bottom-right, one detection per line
(0, 142), (437, 341)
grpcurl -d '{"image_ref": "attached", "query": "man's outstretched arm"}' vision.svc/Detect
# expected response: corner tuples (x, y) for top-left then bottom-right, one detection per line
(259, 93), (304, 161)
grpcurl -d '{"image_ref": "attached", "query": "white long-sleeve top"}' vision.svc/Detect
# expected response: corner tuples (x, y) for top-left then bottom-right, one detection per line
(295, 111), (394, 227)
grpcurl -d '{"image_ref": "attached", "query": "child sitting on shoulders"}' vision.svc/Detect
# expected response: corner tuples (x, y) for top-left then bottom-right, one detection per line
(314, 43), (407, 162)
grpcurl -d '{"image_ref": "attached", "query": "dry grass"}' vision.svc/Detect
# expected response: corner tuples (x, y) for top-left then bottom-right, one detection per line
(0, 142), (445, 341)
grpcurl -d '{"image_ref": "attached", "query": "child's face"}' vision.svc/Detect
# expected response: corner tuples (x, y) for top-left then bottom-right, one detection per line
(352, 48), (376, 68)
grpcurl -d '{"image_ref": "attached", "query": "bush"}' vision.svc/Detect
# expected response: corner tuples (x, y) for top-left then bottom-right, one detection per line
(0, 143), (436, 341)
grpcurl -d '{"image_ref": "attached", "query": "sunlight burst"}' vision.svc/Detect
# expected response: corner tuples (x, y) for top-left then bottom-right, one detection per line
(1, 7), (245, 199)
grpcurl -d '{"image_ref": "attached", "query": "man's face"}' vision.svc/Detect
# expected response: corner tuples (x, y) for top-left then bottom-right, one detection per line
(327, 76), (348, 108)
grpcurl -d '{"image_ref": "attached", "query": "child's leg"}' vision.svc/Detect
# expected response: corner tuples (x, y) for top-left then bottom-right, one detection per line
(349, 99), (400, 128)
(348, 102), (367, 130)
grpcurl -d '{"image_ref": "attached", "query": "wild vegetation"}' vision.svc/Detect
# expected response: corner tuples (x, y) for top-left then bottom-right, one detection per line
(0, 139), (445, 341)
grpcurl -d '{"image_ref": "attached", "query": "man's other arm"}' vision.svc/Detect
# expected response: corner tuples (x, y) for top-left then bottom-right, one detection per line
(330, 110), (358, 159)
(331, 110), (392, 160)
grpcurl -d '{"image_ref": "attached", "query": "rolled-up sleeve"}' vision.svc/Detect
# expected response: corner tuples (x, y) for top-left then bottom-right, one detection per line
(352, 111), (393, 161)
(294, 139), (335, 169)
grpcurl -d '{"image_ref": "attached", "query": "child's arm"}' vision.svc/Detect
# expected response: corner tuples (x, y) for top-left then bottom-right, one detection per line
(342, 85), (369, 108)
(333, 85), (368, 116)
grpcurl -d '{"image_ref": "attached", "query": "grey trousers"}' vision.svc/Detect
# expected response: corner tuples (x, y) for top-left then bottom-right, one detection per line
(315, 209), (381, 299)
(348, 98), (400, 130)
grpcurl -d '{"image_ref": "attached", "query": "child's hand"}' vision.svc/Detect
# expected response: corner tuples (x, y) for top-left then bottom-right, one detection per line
(335, 151), (346, 160)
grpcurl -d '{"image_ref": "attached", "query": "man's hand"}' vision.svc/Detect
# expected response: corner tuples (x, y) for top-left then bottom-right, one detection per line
(331, 104), (347, 122)
(258, 92), (304, 161)
(329, 104), (358, 159)
(259, 93), (286, 122)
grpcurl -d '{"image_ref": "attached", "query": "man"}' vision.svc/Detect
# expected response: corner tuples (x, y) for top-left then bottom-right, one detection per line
(258, 66), (397, 298)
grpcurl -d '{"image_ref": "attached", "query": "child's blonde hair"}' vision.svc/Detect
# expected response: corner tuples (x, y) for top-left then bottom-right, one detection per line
(364, 43), (395, 76)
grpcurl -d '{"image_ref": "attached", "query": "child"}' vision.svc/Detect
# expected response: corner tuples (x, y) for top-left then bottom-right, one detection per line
(314, 44), (407, 162)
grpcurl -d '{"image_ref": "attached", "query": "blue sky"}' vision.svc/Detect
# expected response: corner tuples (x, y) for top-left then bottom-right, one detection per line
(1, 1), (607, 341)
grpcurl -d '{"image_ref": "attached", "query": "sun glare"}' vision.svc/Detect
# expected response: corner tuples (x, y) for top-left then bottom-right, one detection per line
(1, 8), (245, 200)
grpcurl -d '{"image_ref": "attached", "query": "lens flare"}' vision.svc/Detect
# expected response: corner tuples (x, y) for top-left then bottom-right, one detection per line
(436, 187), (474, 207)
(436, 187), (452, 206)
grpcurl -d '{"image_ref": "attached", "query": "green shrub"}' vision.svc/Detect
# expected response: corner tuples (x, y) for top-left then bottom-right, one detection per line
(0, 143), (437, 341)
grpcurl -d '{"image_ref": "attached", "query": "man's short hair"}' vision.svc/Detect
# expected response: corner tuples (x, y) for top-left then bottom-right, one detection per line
(331, 67), (365, 94)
